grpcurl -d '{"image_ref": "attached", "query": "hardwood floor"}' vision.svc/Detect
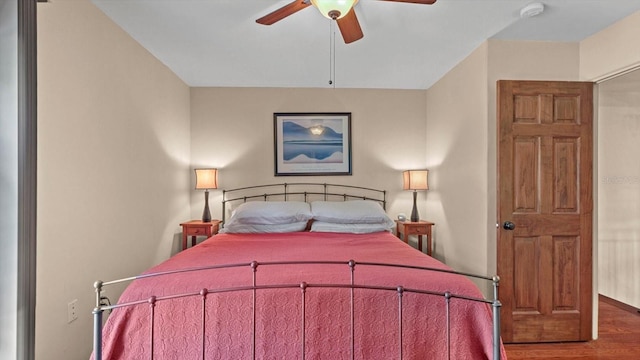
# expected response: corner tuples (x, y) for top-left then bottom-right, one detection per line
(504, 296), (640, 359)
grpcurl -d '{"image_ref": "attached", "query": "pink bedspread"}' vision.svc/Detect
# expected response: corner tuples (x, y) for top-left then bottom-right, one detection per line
(97, 231), (506, 359)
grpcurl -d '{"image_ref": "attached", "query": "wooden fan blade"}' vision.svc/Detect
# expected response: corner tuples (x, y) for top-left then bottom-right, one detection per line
(336, 9), (364, 44)
(377, 0), (436, 4)
(256, 0), (312, 25)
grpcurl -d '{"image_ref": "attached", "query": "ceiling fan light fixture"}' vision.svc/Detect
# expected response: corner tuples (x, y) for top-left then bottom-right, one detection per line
(311, 0), (359, 20)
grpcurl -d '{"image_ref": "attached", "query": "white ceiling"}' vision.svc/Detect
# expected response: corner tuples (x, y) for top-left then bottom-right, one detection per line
(91, 0), (640, 90)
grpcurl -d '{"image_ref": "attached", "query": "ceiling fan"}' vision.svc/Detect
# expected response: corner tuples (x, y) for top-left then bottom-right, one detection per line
(256, 0), (437, 44)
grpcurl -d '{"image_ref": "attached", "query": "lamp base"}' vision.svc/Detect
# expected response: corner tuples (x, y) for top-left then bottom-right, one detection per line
(202, 189), (211, 223)
(410, 190), (419, 222)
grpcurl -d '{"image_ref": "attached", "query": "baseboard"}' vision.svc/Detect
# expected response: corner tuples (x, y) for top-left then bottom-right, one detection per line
(599, 294), (640, 315)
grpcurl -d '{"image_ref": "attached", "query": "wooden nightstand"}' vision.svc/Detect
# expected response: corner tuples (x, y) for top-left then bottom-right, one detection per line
(395, 220), (434, 256)
(179, 220), (221, 251)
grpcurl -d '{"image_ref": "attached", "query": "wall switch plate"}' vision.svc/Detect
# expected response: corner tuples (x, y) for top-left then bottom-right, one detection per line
(67, 299), (78, 323)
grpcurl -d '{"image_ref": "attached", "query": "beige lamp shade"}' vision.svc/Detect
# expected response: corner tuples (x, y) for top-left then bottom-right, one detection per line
(403, 170), (429, 191)
(194, 168), (218, 190)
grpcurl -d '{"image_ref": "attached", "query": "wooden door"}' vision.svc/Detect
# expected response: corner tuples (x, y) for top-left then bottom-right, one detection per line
(497, 80), (593, 343)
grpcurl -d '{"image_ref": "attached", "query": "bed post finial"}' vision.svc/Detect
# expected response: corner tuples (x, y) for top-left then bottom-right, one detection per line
(94, 280), (104, 308)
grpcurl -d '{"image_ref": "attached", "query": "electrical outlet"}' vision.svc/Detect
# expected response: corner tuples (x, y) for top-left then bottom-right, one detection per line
(67, 299), (78, 323)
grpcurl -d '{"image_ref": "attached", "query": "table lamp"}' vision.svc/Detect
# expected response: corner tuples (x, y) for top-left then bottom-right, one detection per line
(195, 168), (217, 222)
(403, 170), (428, 222)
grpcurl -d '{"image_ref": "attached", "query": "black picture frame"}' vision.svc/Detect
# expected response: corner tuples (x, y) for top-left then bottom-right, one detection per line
(274, 112), (352, 176)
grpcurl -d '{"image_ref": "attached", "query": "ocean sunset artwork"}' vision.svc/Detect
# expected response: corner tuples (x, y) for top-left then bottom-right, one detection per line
(274, 113), (351, 176)
(282, 119), (344, 164)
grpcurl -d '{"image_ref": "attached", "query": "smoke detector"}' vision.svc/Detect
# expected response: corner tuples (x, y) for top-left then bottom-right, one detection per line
(520, 2), (544, 18)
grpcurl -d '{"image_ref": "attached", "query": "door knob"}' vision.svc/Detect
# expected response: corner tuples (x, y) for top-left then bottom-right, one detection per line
(502, 221), (516, 230)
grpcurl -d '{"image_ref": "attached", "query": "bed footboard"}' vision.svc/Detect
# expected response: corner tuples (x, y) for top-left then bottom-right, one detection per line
(93, 260), (502, 360)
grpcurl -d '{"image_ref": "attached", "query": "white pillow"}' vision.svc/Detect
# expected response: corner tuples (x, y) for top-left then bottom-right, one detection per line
(220, 221), (309, 234)
(226, 201), (312, 225)
(310, 200), (393, 225)
(310, 221), (392, 234)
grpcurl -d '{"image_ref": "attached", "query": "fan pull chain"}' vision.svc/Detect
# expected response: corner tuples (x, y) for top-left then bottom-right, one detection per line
(328, 20), (336, 88)
(328, 20), (332, 85)
(333, 29), (336, 88)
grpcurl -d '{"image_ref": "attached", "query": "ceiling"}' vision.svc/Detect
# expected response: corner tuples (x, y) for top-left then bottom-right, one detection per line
(91, 0), (640, 90)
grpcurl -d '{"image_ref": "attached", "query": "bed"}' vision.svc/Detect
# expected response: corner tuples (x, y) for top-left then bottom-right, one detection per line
(92, 183), (505, 360)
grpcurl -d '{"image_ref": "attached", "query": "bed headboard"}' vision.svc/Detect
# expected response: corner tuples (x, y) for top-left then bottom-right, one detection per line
(221, 183), (386, 225)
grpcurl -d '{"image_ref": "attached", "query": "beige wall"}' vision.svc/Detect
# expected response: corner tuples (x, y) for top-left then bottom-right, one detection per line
(597, 73), (640, 309)
(37, 1), (191, 359)
(425, 42), (489, 279)
(580, 11), (640, 82)
(190, 87), (428, 223)
(580, 9), (640, 310)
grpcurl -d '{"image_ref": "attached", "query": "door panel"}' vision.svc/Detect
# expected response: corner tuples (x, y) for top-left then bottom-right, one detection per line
(497, 80), (593, 343)
(553, 236), (579, 310)
(513, 236), (540, 311)
(553, 138), (579, 212)
(513, 137), (540, 212)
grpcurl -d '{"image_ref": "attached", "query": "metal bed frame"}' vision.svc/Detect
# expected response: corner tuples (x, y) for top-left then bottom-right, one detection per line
(221, 182), (387, 225)
(93, 260), (501, 360)
(92, 183), (502, 359)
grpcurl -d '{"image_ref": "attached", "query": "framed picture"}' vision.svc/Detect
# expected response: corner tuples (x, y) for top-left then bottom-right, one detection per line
(274, 112), (352, 176)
